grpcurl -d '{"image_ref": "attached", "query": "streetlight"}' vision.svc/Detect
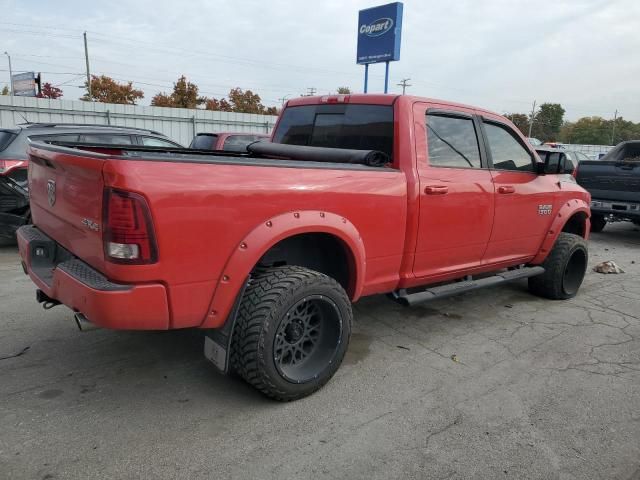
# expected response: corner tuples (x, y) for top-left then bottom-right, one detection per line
(3, 51), (12, 96)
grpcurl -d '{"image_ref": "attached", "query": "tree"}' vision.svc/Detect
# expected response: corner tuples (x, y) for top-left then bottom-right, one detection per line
(38, 82), (63, 99)
(81, 75), (144, 104)
(336, 86), (351, 94)
(531, 103), (565, 142)
(204, 97), (233, 112)
(1, 85), (8, 95)
(558, 116), (640, 145)
(228, 88), (265, 114)
(148, 93), (173, 107)
(151, 75), (203, 109)
(504, 113), (530, 136)
(204, 87), (277, 115)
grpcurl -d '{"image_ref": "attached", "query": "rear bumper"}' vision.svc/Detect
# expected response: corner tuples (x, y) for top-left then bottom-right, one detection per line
(591, 199), (640, 220)
(17, 225), (170, 330)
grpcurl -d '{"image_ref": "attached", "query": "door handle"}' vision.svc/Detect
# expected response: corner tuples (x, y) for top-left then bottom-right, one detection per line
(498, 186), (515, 194)
(424, 185), (449, 195)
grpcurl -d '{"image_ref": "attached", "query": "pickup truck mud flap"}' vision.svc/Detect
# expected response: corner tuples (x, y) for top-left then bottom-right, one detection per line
(203, 276), (250, 374)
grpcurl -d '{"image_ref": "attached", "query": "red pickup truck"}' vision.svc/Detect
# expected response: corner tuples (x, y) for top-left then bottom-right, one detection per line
(18, 94), (591, 400)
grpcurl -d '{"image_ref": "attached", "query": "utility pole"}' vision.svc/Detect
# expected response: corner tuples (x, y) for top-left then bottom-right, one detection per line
(610, 109), (618, 145)
(3, 51), (12, 96)
(527, 100), (537, 138)
(397, 78), (411, 95)
(306, 87), (316, 96)
(278, 95), (291, 106)
(83, 31), (92, 100)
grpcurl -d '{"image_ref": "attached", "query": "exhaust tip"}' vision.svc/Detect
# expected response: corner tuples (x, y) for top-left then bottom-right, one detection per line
(74, 313), (99, 332)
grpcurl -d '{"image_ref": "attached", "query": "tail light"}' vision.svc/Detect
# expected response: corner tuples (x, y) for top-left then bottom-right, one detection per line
(0, 159), (26, 174)
(572, 162), (579, 179)
(103, 188), (158, 264)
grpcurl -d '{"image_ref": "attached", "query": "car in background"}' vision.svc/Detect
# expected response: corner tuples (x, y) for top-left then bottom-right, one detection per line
(190, 132), (269, 152)
(575, 140), (640, 232)
(527, 137), (543, 146)
(0, 123), (182, 239)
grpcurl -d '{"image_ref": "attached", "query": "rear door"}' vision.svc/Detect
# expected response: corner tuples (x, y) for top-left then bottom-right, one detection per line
(412, 104), (495, 279)
(479, 115), (557, 264)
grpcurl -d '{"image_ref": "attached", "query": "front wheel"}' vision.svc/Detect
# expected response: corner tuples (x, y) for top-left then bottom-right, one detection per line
(230, 266), (352, 401)
(528, 232), (588, 300)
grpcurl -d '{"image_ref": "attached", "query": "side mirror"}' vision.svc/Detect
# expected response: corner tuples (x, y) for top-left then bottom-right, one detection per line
(537, 152), (575, 175)
(559, 158), (575, 175)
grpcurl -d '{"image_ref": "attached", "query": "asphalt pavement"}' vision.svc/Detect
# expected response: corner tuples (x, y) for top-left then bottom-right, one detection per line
(0, 224), (638, 480)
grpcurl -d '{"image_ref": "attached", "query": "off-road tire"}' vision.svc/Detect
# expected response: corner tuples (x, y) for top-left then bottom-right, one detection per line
(528, 232), (588, 300)
(230, 266), (352, 401)
(591, 214), (606, 232)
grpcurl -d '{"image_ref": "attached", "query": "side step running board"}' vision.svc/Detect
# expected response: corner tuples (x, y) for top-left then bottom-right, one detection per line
(391, 266), (545, 307)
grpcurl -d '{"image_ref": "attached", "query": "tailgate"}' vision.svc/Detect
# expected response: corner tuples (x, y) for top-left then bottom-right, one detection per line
(576, 160), (640, 203)
(28, 144), (106, 269)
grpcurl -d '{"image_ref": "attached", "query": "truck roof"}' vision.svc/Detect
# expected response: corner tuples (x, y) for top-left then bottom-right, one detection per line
(286, 94), (502, 118)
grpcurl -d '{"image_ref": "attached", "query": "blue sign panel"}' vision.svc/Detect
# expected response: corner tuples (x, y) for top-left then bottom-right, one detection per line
(356, 2), (403, 65)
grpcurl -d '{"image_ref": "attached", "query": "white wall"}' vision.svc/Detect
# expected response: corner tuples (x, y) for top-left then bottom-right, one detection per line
(0, 96), (278, 146)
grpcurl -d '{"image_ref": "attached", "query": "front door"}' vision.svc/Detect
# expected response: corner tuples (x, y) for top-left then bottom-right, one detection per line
(412, 104), (495, 280)
(479, 115), (557, 264)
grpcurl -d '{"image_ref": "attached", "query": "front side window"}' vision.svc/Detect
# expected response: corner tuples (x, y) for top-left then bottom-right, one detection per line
(426, 114), (481, 168)
(484, 123), (533, 172)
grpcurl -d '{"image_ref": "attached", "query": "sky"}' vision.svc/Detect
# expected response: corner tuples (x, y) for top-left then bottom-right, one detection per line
(0, 0), (638, 121)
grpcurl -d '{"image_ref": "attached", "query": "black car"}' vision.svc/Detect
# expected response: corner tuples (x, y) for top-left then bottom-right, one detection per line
(0, 123), (182, 239)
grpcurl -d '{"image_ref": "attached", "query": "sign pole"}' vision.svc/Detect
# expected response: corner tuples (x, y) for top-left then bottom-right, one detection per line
(384, 61), (389, 93)
(364, 64), (369, 93)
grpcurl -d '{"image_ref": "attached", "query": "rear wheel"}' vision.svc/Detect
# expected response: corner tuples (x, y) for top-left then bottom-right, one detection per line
(230, 266), (352, 401)
(591, 214), (606, 232)
(529, 232), (588, 300)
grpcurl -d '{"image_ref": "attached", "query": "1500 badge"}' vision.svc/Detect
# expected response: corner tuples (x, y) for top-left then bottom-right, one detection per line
(82, 218), (99, 231)
(538, 204), (553, 215)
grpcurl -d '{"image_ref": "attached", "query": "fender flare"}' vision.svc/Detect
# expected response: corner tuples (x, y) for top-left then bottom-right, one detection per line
(200, 210), (366, 329)
(530, 199), (590, 265)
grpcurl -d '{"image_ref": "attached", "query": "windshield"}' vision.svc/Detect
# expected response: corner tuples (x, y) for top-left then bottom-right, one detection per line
(272, 104), (394, 158)
(0, 130), (17, 152)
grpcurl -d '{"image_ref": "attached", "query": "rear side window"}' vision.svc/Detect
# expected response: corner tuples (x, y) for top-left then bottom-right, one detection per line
(0, 131), (17, 152)
(272, 104), (394, 158)
(484, 123), (533, 172)
(426, 114), (481, 168)
(190, 134), (218, 149)
(30, 134), (80, 143)
(222, 135), (265, 152)
(80, 134), (133, 145)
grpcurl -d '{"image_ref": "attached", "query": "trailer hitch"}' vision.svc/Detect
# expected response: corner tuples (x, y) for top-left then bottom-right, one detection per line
(36, 289), (61, 310)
